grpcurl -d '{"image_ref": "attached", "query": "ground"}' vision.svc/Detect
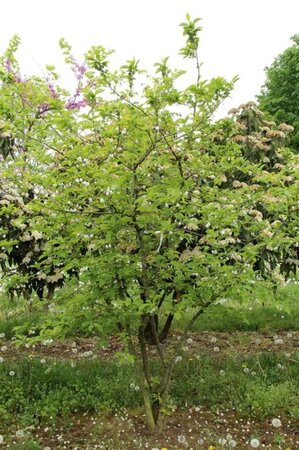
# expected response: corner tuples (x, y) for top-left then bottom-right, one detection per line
(0, 330), (298, 450)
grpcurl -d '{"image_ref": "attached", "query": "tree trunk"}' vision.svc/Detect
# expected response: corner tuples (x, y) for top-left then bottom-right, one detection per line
(141, 389), (163, 432)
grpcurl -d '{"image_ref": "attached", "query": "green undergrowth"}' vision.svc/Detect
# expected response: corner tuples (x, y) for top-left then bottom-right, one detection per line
(0, 351), (298, 432)
(0, 283), (298, 340)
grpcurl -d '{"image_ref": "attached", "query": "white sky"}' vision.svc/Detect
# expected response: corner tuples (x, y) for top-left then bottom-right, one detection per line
(1, 0), (298, 118)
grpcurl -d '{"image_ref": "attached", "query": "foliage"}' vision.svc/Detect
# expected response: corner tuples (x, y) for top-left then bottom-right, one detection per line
(0, 15), (298, 431)
(258, 35), (299, 153)
(0, 352), (298, 430)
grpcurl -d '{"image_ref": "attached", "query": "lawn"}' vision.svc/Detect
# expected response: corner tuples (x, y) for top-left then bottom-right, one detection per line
(0, 283), (298, 449)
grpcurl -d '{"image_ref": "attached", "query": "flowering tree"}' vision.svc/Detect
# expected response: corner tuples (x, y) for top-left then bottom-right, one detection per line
(0, 17), (298, 431)
(258, 35), (299, 154)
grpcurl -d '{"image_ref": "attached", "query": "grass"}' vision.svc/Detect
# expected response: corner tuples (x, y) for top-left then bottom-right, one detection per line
(0, 351), (298, 430)
(0, 282), (298, 448)
(0, 281), (298, 339)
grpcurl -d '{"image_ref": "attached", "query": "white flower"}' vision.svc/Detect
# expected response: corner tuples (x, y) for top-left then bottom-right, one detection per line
(1, 346), (7, 352)
(219, 437), (227, 445)
(40, 359), (46, 364)
(44, 447), (51, 450)
(16, 430), (25, 438)
(287, 332), (292, 338)
(0, 333), (5, 339)
(271, 418), (282, 428)
(0, 357), (3, 363)
(210, 336), (217, 343)
(187, 338), (193, 344)
(228, 439), (237, 448)
(285, 353), (291, 358)
(243, 367), (250, 374)
(134, 385), (140, 391)
(274, 338), (283, 345)
(213, 346), (220, 352)
(175, 356), (183, 363)
(32, 230), (43, 240)
(9, 371), (15, 377)
(197, 438), (204, 445)
(178, 434), (187, 444)
(0, 435), (4, 444)
(250, 438), (260, 448)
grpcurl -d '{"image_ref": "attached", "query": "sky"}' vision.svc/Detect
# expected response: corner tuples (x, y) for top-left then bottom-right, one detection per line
(1, 0), (299, 118)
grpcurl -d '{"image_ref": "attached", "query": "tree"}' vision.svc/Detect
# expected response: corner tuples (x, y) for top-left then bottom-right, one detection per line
(258, 35), (299, 153)
(0, 17), (298, 432)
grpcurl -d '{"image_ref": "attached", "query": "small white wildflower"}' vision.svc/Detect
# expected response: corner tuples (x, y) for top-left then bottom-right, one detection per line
(9, 371), (15, 377)
(286, 332), (292, 338)
(197, 438), (204, 445)
(178, 434), (187, 444)
(0, 357), (4, 363)
(271, 418), (282, 428)
(243, 367), (250, 374)
(1, 346), (7, 352)
(187, 338), (193, 344)
(274, 338), (284, 345)
(40, 359), (46, 364)
(130, 383), (135, 389)
(219, 437), (227, 445)
(228, 439), (237, 448)
(220, 370), (225, 375)
(210, 336), (217, 343)
(175, 356), (183, 363)
(0, 333), (5, 339)
(44, 447), (51, 450)
(250, 438), (260, 448)
(213, 346), (220, 352)
(15, 430), (25, 438)
(0, 435), (4, 444)
(285, 353), (291, 358)
(134, 385), (140, 391)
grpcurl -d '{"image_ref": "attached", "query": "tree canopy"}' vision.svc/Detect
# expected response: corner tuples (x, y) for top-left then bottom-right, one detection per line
(0, 17), (298, 432)
(258, 35), (299, 153)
